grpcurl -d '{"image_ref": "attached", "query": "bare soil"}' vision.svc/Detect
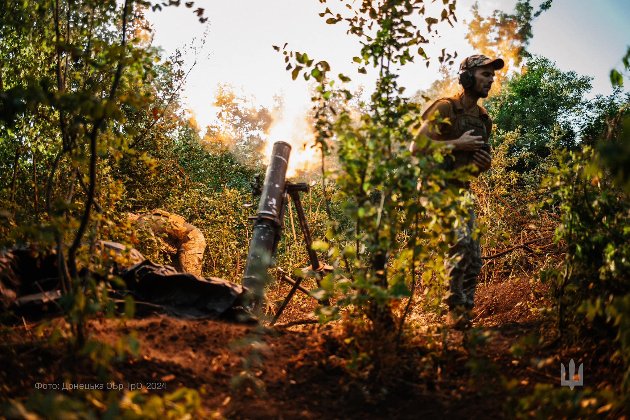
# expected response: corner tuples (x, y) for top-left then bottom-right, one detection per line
(0, 277), (621, 418)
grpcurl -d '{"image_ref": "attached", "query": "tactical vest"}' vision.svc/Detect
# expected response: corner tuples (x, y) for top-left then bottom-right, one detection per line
(424, 95), (492, 173)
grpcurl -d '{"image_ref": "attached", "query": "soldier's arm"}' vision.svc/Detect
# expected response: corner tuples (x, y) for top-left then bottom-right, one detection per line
(471, 115), (493, 172)
(472, 149), (491, 172)
(410, 101), (485, 155)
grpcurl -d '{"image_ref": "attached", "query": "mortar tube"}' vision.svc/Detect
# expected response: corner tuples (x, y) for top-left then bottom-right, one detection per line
(242, 141), (291, 307)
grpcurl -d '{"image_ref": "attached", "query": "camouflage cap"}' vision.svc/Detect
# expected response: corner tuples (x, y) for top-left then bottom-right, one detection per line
(459, 54), (505, 72)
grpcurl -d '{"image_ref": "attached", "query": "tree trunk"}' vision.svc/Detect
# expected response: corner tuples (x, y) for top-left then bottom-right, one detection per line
(9, 148), (20, 203)
(32, 146), (39, 216)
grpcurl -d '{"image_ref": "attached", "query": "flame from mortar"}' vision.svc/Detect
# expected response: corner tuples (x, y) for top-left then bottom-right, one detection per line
(264, 99), (320, 179)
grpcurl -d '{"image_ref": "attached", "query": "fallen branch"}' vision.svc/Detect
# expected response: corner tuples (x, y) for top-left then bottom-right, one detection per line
(482, 237), (550, 260)
(273, 318), (319, 329)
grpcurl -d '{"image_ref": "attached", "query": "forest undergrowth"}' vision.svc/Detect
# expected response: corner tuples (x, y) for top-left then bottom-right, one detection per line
(1, 0), (629, 418)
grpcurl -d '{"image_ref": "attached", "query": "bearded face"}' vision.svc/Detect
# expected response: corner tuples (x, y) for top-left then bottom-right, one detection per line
(470, 65), (496, 98)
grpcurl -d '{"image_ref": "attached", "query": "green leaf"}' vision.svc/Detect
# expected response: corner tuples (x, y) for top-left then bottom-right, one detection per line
(124, 295), (135, 318)
(311, 67), (322, 81)
(425, 17), (438, 32)
(338, 73), (351, 83)
(310, 289), (328, 301)
(312, 240), (329, 251)
(318, 7), (331, 17)
(127, 334), (140, 356)
(292, 66), (303, 80)
(342, 245), (357, 258)
(622, 47), (630, 69)
(610, 69), (624, 87)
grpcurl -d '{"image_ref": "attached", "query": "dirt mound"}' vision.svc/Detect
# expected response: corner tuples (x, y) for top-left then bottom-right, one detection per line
(473, 277), (549, 327)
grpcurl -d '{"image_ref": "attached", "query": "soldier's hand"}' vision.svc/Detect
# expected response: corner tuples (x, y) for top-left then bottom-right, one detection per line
(472, 149), (491, 172)
(454, 130), (484, 151)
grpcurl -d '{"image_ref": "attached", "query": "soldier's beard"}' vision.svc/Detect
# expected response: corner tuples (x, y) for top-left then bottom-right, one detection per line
(463, 87), (488, 99)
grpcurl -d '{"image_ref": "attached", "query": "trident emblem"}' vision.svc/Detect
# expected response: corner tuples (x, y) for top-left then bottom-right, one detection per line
(560, 359), (583, 389)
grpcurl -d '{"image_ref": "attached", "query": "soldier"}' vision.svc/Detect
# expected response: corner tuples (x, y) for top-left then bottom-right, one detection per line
(410, 54), (504, 328)
(130, 210), (206, 277)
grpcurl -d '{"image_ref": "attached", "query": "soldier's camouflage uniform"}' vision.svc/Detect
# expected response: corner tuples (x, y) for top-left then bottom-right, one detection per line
(133, 210), (206, 276)
(422, 91), (492, 310)
(445, 202), (482, 309)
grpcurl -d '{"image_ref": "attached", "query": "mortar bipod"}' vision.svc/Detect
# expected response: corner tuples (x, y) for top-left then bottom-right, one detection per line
(270, 181), (331, 325)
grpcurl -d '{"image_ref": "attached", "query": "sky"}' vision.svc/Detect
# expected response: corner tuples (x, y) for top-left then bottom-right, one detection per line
(147, 0), (630, 135)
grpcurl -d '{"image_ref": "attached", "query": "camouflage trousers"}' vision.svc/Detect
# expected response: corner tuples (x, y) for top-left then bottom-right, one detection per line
(444, 204), (482, 310)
